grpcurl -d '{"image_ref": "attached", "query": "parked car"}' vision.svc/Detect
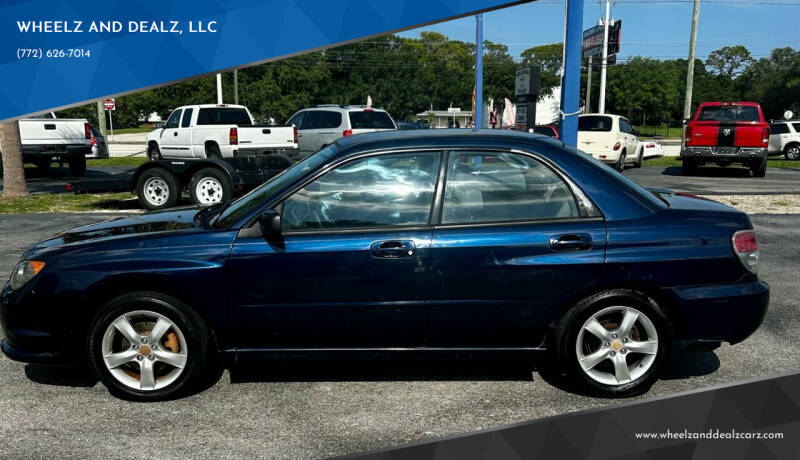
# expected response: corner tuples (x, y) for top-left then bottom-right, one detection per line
(638, 139), (664, 160)
(577, 114), (642, 171)
(533, 124), (560, 139)
(1, 130), (768, 401)
(87, 126), (109, 159)
(12, 112), (91, 176)
(767, 120), (800, 160)
(681, 102), (770, 176)
(287, 105), (397, 159)
(146, 104), (298, 161)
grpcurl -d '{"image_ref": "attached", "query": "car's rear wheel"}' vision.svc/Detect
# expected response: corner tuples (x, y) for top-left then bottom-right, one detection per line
(68, 155), (86, 177)
(553, 290), (668, 397)
(783, 143), (800, 161)
(88, 292), (216, 401)
(35, 158), (52, 172)
(634, 147), (643, 168)
(615, 150), (626, 172)
(681, 158), (696, 176)
(189, 168), (231, 206)
(751, 156), (767, 178)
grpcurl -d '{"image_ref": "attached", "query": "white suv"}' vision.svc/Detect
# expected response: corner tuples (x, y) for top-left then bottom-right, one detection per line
(287, 105), (397, 159)
(578, 114), (642, 171)
(768, 121), (800, 160)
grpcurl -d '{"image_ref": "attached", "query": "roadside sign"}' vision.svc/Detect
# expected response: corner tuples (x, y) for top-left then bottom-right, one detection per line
(582, 20), (621, 59)
(103, 98), (115, 111)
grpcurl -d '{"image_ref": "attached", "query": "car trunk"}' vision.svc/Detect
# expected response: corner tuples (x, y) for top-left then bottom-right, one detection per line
(577, 131), (614, 155)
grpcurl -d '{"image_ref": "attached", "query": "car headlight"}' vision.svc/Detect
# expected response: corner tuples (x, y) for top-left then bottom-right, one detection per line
(9, 260), (45, 291)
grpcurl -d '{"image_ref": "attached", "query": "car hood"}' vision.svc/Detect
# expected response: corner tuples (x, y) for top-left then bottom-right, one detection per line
(29, 206), (204, 253)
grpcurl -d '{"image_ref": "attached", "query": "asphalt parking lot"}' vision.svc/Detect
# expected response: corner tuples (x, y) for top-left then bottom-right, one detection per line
(0, 212), (797, 458)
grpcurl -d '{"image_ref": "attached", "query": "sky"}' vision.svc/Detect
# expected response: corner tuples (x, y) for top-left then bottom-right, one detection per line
(398, 0), (800, 64)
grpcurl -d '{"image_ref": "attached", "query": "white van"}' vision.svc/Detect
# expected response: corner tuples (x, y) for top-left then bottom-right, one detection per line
(578, 114), (642, 171)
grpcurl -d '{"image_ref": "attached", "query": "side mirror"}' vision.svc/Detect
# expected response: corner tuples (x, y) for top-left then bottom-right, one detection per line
(259, 209), (282, 240)
(155, 122), (165, 129)
(681, 118), (690, 125)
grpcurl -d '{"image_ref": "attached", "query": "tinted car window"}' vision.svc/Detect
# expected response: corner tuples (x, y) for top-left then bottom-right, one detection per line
(619, 119), (632, 134)
(533, 126), (556, 137)
(698, 105), (760, 122)
(442, 151), (579, 224)
(348, 111), (396, 129)
(164, 109), (182, 129)
(300, 111), (323, 130)
(771, 123), (790, 134)
(319, 111), (342, 129)
(793, 123), (800, 133)
(181, 108), (193, 128)
(196, 108), (252, 125)
(578, 116), (612, 132)
(282, 152), (440, 230)
(287, 112), (305, 129)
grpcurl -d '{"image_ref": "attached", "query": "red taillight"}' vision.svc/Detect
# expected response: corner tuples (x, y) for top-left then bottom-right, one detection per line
(613, 142), (621, 151)
(343, 129), (353, 137)
(732, 230), (759, 273)
(229, 127), (238, 145)
(293, 126), (298, 144)
(646, 143), (656, 148)
(84, 123), (91, 140)
(90, 136), (97, 146)
(762, 127), (770, 145)
(685, 125), (693, 145)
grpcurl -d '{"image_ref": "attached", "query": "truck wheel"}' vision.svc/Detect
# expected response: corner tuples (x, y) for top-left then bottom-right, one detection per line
(681, 159), (696, 176)
(68, 155), (86, 177)
(189, 168), (231, 206)
(148, 144), (163, 161)
(784, 143), (800, 161)
(137, 168), (180, 210)
(206, 144), (222, 159)
(751, 156), (767, 178)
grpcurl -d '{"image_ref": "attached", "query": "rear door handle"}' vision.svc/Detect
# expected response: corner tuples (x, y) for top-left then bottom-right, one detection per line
(549, 233), (592, 251)
(370, 240), (416, 258)
(173, 132), (178, 136)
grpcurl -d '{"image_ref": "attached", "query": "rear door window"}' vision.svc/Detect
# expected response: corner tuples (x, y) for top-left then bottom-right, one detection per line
(319, 111), (342, 129)
(287, 112), (305, 129)
(348, 111), (396, 129)
(578, 116), (612, 132)
(619, 119), (632, 134)
(181, 108), (193, 128)
(793, 123), (800, 133)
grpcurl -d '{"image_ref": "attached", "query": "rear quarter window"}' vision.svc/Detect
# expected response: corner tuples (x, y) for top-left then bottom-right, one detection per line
(771, 124), (790, 134)
(348, 111), (396, 129)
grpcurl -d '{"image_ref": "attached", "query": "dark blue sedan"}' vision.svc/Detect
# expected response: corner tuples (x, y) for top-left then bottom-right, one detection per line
(1, 130), (769, 400)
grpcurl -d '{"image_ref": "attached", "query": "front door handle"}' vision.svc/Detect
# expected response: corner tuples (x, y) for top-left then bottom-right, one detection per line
(370, 240), (416, 258)
(549, 233), (592, 251)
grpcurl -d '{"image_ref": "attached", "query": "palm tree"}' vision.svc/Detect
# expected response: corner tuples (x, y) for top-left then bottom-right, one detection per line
(1, 120), (28, 196)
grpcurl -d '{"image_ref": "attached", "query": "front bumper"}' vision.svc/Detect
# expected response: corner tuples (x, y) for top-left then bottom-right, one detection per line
(666, 280), (769, 345)
(681, 146), (767, 162)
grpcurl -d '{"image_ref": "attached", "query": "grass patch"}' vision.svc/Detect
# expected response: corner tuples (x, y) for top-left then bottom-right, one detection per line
(641, 155), (800, 169)
(87, 157), (148, 167)
(633, 125), (683, 139)
(0, 193), (139, 214)
(111, 127), (155, 134)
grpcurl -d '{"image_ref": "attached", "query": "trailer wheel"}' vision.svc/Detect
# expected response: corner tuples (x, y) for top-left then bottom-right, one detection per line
(68, 155), (86, 177)
(137, 168), (180, 210)
(189, 168), (231, 206)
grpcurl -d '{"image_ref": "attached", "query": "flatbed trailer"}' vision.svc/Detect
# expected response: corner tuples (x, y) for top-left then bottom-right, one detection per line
(67, 154), (292, 210)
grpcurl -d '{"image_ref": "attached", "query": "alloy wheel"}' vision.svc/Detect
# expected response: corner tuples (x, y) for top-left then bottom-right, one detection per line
(101, 310), (188, 391)
(575, 306), (658, 386)
(787, 145), (800, 160)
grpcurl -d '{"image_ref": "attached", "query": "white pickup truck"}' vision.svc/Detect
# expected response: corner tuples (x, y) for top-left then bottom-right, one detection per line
(146, 104), (298, 161)
(4, 113), (92, 176)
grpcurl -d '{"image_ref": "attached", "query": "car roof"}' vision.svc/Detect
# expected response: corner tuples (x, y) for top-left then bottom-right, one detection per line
(300, 106), (388, 113)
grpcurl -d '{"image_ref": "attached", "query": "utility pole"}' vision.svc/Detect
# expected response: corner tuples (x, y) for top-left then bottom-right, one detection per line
(598, 0), (611, 114)
(233, 69), (239, 105)
(683, 0), (701, 119)
(474, 13), (484, 129)
(95, 100), (107, 137)
(216, 73), (223, 105)
(585, 56), (593, 113)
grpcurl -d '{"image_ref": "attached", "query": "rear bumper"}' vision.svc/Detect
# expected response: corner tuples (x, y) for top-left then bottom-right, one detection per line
(666, 280), (769, 345)
(681, 146), (767, 163)
(21, 144), (91, 161)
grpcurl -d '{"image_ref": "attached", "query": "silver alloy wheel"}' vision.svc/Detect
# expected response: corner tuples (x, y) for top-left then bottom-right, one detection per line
(787, 145), (800, 160)
(143, 177), (170, 207)
(101, 310), (188, 391)
(195, 177), (224, 204)
(575, 306), (658, 386)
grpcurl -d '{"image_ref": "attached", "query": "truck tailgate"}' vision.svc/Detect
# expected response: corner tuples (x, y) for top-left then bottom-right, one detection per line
(237, 126), (295, 148)
(687, 121), (768, 148)
(19, 119), (88, 145)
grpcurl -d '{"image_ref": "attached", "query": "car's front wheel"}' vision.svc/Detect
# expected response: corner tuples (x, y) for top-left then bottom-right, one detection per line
(553, 290), (668, 397)
(88, 292), (217, 401)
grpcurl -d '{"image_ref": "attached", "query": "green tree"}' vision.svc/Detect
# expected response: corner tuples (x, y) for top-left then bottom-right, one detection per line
(706, 45), (753, 79)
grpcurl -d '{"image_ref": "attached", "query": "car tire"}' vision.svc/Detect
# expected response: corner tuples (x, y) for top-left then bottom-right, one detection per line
(784, 143), (800, 161)
(87, 291), (218, 401)
(136, 168), (180, 211)
(206, 144), (222, 159)
(751, 156), (767, 178)
(681, 159), (696, 176)
(68, 155), (86, 177)
(634, 147), (643, 168)
(188, 167), (232, 206)
(552, 289), (669, 398)
(148, 144), (163, 161)
(615, 150), (626, 172)
(35, 159), (52, 172)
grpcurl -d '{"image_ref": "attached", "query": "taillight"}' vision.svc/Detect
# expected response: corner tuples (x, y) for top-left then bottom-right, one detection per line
(685, 125), (693, 145)
(613, 142), (621, 151)
(229, 127), (238, 145)
(293, 126), (298, 144)
(732, 229), (759, 273)
(762, 127), (770, 145)
(90, 135), (97, 146)
(84, 123), (91, 140)
(343, 129), (353, 137)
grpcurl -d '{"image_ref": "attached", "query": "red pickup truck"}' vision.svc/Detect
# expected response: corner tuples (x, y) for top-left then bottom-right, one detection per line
(681, 102), (770, 177)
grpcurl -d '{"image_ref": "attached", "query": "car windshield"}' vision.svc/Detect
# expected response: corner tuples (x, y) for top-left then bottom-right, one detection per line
(213, 144), (340, 228)
(578, 116), (612, 132)
(698, 105), (760, 122)
(349, 111), (396, 129)
(196, 108), (252, 126)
